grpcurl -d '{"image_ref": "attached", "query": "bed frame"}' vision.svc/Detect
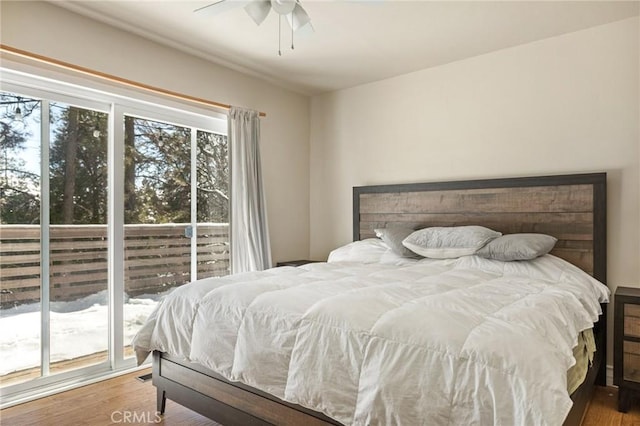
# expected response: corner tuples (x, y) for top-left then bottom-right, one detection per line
(152, 172), (607, 426)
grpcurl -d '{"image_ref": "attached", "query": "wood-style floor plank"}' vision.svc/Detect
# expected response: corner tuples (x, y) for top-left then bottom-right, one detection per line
(0, 368), (218, 426)
(2, 371), (640, 426)
(582, 387), (640, 426)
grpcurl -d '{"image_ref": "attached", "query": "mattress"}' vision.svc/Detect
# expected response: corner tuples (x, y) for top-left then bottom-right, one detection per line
(133, 239), (609, 426)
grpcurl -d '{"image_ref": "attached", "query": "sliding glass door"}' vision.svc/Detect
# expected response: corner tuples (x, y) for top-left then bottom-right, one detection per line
(120, 112), (229, 358)
(1, 90), (111, 387)
(48, 101), (110, 374)
(122, 116), (194, 359)
(0, 93), (42, 386)
(0, 77), (228, 401)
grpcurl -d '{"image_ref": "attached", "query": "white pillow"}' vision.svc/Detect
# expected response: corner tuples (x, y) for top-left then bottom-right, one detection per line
(402, 226), (501, 259)
(476, 233), (557, 261)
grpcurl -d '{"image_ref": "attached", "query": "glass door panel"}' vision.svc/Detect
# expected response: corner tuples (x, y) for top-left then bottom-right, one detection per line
(0, 93), (42, 387)
(196, 130), (229, 279)
(123, 116), (191, 357)
(48, 102), (109, 373)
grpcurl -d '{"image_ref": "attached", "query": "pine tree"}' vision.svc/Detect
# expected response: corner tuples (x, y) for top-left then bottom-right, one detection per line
(0, 93), (41, 224)
(49, 104), (108, 225)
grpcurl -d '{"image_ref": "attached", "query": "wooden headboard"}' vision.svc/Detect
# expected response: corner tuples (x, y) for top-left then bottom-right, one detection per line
(353, 172), (608, 419)
(353, 173), (607, 284)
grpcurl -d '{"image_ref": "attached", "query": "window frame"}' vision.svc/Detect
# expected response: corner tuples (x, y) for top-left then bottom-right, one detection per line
(0, 67), (228, 407)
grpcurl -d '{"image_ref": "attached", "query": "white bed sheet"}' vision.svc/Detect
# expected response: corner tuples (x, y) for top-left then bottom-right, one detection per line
(133, 239), (609, 426)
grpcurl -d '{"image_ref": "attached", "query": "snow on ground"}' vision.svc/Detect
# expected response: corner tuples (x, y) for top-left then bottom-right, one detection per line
(0, 291), (166, 376)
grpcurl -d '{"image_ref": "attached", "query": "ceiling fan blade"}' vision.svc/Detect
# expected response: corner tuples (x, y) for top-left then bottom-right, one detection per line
(270, 0), (297, 15)
(194, 0), (248, 17)
(295, 21), (314, 36)
(244, 0), (271, 25)
(287, 3), (312, 33)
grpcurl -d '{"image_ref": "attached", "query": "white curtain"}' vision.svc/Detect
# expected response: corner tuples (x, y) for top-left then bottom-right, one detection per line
(229, 107), (272, 273)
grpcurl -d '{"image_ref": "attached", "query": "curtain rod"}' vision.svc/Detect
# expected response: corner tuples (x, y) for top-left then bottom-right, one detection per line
(0, 44), (266, 117)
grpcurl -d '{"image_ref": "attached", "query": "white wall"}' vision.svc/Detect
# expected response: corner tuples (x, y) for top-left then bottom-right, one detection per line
(310, 17), (640, 365)
(0, 0), (311, 264)
(3, 0), (638, 377)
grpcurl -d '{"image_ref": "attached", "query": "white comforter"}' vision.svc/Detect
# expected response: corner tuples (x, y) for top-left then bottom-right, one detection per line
(133, 239), (609, 426)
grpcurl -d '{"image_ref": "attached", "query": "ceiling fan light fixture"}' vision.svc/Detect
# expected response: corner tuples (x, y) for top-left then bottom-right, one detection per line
(270, 0), (296, 15)
(244, 0), (271, 25)
(195, 0), (313, 55)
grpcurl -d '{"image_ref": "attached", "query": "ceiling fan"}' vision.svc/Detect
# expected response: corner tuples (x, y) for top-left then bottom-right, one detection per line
(194, 0), (314, 55)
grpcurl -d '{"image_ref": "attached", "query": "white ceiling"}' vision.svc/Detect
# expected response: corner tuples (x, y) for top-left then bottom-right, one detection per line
(56, 1), (639, 95)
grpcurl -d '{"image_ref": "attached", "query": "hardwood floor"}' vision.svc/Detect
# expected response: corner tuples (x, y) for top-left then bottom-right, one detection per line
(0, 369), (218, 426)
(582, 387), (640, 426)
(1, 370), (639, 425)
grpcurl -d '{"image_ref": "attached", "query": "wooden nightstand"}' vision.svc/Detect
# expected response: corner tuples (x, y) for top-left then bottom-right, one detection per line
(276, 260), (321, 267)
(614, 286), (640, 412)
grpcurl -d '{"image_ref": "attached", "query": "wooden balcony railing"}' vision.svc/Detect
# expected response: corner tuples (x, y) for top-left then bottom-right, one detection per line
(0, 223), (229, 307)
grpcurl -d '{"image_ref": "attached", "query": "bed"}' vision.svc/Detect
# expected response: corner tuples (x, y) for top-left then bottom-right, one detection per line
(135, 172), (608, 426)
